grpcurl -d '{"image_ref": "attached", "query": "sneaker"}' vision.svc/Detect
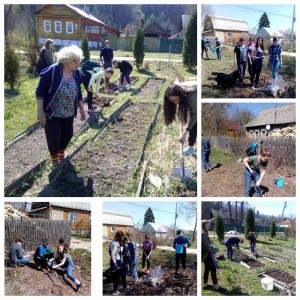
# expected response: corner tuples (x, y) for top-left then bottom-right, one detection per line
(112, 290), (121, 296)
(76, 283), (84, 292)
(122, 286), (129, 291)
(251, 86), (255, 90)
(146, 270), (149, 273)
(183, 147), (194, 156)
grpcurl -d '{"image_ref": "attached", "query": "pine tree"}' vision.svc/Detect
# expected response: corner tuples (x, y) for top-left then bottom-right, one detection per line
(133, 20), (145, 69)
(5, 43), (20, 90)
(270, 221), (276, 238)
(81, 34), (90, 62)
(144, 207), (155, 224)
(259, 12), (270, 29)
(182, 9), (197, 70)
(215, 214), (224, 242)
(244, 209), (255, 239)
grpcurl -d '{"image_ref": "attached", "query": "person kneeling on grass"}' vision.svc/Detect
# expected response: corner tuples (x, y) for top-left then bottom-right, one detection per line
(49, 245), (83, 292)
(243, 147), (270, 197)
(9, 238), (30, 267)
(163, 82), (197, 156)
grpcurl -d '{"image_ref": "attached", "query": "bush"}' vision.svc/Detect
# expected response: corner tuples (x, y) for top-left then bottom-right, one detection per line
(133, 21), (145, 69)
(215, 214), (224, 242)
(81, 35), (90, 62)
(270, 221), (276, 238)
(5, 43), (20, 90)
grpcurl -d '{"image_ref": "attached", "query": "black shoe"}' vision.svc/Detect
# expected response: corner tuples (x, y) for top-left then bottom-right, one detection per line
(76, 283), (84, 292)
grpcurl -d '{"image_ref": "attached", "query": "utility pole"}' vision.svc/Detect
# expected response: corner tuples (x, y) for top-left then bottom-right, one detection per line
(291, 5), (296, 48)
(278, 201), (287, 233)
(174, 203), (178, 238)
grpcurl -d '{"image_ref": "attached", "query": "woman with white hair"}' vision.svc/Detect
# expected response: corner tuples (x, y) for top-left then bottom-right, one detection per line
(36, 45), (86, 168)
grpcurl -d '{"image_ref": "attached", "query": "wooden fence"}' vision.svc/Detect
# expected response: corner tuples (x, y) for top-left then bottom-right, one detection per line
(5, 219), (72, 252)
(209, 136), (296, 169)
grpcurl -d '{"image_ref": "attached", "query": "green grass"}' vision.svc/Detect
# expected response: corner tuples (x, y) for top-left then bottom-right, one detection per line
(90, 50), (183, 60)
(71, 248), (91, 278)
(202, 235), (295, 296)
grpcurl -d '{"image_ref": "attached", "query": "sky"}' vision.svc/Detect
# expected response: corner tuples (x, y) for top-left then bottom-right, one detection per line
(232, 102), (291, 117)
(208, 4), (295, 33)
(103, 201), (196, 231)
(245, 201), (296, 218)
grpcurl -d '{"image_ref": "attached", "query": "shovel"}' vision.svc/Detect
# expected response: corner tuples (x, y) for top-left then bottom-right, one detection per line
(173, 123), (192, 180)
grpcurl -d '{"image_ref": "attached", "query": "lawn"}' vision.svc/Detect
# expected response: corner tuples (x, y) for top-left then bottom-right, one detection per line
(202, 234), (296, 296)
(103, 241), (197, 295)
(201, 45), (296, 98)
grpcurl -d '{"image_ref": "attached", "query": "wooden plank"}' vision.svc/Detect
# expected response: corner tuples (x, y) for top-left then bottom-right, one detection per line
(136, 160), (147, 197)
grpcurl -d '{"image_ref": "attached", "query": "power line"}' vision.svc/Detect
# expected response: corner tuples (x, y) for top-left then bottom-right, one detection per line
(225, 4), (294, 19)
(123, 201), (176, 215)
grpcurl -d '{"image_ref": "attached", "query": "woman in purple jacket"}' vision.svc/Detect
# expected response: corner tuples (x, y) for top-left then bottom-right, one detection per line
(36, 45), (86, 168)
(142, 235), (153, 273)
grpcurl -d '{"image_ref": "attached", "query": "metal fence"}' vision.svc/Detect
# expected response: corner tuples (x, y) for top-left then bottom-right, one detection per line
(5, 218), (72, 252)
(209, 136), (296, 168)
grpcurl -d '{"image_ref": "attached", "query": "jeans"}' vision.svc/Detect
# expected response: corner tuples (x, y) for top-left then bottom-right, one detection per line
(216, 48), (221, 60)
(120, 69), (132, 85)
(250, 241), (255, 254)
(251, 60), (263, 86)
(13, 257), (30, 265)
(270, 61), (280, 79)
(237, 61), (247, 82)
(63, 260), (77, 283)
(244, 168), (261, 197)
(224, 242), (233, 259)
(130, 256), (139, 282)
(202, 151), (211, 171)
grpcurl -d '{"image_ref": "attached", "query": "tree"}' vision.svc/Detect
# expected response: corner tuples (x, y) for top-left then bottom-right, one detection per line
(270, 221), (276, 238)
(201, 5), (214, 29)
(179, 202), (197, 242)
(81, 34), (90, 62)
(259, 12), (270, 29)
(144, 207), (155, 224)
(231, 106), (255, 135)
(133, 20), (145, 69)
(5, 43), (20, 90)
(215, 214), (224, 242)
(244, 209), (255, 239)
(182, 9), (197, 70)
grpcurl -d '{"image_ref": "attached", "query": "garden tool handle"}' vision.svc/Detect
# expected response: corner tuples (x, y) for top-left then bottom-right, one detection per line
(179, 122), (185, 178)
(274, 172), (283, 179)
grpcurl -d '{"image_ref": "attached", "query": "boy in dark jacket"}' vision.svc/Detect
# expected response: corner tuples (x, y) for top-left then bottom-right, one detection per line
(173, 230), (191, 274)
(223, 236), (243, 260)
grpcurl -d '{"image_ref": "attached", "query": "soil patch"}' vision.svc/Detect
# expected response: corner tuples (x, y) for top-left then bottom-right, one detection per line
(232, 250), (265, 268)
(38, 102), (159, 196)
(262, 269), (295, 286)
(5, 259), (90, 296)
(135, 78), (165, 99)
(201, 161), (296, 197)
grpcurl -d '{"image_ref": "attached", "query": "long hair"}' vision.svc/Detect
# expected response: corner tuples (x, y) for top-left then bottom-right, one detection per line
(163, 84), (188, 126)
(255, 37), (264, 51)
(114, 230), (125, 245)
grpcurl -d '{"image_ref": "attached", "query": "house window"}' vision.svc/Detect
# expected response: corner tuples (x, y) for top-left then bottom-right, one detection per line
(101, 27), (106, 34)
(55, 21), (62, 33)
(68, 212), (77, 222)
(44, 20), (51, 33)
(241, 33), (245, 38)
(111, 226), (118, 232)
(74, 23), (78, 30)
(85, 25), (100, 34)
(227, 32), (233, 38)
(66, 22), (73, 34)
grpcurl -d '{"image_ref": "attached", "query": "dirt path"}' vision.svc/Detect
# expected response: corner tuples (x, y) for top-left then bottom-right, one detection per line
(201, 160), (296, 197)
(70, 238), (91, 251)
(157, 246), (197, 254)
(135, 78), (164, 99)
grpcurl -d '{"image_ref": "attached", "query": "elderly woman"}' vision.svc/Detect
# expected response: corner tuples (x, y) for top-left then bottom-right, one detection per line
(163, 81), (197, 156)
(36, 45), (86, 168)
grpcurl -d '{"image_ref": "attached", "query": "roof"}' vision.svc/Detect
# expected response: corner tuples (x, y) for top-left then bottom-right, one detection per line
(103, 211), (135, 227)
(256, 27), (283, 38)
(142, 222), (171, 233)
(144, 22), (170, 36)
(207, 15), (249, 32)
(245, 104), (296, 128)
(211, 209), (238, 220)
(50, 202), (91, 211)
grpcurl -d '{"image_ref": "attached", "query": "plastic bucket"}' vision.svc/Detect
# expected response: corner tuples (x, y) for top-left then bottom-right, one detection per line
(212, 49), (216, 54)
(275, 177), (285, 187)
(261, 277), (273, 290)
(175, 244), (184, 254)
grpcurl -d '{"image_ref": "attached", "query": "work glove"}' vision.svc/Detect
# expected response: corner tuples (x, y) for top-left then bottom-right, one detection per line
(113, 262), (118, 270)
(279, 64), (282, 69)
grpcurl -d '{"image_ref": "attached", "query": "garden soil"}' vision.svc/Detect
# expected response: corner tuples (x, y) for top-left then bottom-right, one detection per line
(135, 78), (164, 99)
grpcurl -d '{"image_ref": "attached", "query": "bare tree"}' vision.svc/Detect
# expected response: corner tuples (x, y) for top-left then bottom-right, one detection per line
(179, 202), (197, 242)
(231, 106), (255, 135)
(4, 5), (13, 39)
(201, 5), (214, 29)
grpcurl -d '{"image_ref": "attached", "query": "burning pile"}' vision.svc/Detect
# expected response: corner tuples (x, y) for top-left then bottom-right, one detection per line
(125, 269), (197, 296)
(4, 204), (28, 219)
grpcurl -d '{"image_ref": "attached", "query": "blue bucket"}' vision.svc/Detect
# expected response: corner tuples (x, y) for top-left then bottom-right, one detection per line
(176, 244), (184, 254)
(212, 49), (216, 54)
(275, 177), (285, 188)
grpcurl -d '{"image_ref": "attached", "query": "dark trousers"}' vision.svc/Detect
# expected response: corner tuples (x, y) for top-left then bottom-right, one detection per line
(248, 57), (252, 76)
(202, 46), (209, 59)
(250, 61), (263, 87)
(188, 122), (197, 146)
(142, 250), (151, 270)
(203, 255), (218, 285)
(175, 253), (186, 271)
(34, 253), (54, 268)
(81, 71), (93, 109)
(120, 69), (132, 85)
(110, 260), (127, 292)
(237, 61), (247, 82)
(44, 116), (74, 155)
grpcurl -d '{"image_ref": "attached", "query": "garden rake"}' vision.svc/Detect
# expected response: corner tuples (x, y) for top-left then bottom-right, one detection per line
(173, 123), (192, 180)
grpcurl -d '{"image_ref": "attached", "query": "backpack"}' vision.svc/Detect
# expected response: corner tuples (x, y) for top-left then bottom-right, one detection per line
(36, 48), (48, 74)
(246, 144), (257, 157)
(81, 60), (101, 72)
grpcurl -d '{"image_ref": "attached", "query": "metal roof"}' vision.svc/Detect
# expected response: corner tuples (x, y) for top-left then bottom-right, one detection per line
(256, 27), (283, 38)
(142, 222), (170, 233)
(103, 211), (134, 227)
(50, 202), (91, 211)
(245, 104), (296, 128)
(209, 15), (249, 32)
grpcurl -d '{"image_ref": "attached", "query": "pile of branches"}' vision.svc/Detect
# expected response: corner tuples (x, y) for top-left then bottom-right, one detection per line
(125, 269), (197, 296)
(268, 126), (296, 137)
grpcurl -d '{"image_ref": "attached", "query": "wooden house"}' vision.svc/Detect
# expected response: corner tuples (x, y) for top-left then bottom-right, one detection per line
(34, 4), (120, 49)
(202, 15), (249, 45)
(144, 22), (171, 38)
(29, 202), (91, 234)
(244, 104), (296, 138)
(103, 211), (135, 240)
